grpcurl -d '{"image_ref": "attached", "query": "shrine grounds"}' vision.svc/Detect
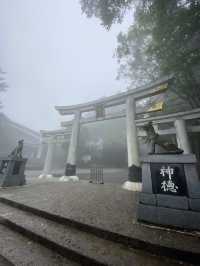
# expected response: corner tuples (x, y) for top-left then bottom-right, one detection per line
(0, 173), (199, 265)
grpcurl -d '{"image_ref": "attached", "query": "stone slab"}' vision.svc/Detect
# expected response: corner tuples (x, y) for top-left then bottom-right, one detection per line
(139, 192), (157, 206)
(157, 194), (189, 210)
(138, 203), (200, 230)
(184, 164), (200, 198)
(150, 163), (188, 196)
(137, 203), (158, 225)
(137, 204), (187, 228)
(186, 210), (200, 230)
(141, 154), (200, 200)
(141, 163), (153, 193)
(141, 154), (197, 164)
(189, 198), (200, 212)
(2, 175), (26, 187)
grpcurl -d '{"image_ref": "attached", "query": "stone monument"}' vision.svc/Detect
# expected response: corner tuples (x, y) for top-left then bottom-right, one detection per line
(0, 140), (27, 187)
(137, 123), (200, 230)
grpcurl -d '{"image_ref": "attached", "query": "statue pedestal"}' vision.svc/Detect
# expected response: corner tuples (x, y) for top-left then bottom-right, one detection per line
(0, 157), (27, 187)
(137, 154), (200, 230)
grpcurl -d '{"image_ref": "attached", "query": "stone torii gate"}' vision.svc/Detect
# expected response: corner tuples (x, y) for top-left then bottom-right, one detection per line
(54, 76), (172, 191)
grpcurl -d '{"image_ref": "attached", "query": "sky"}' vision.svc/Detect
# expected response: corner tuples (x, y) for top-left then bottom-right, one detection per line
(0, 0), (132, 131)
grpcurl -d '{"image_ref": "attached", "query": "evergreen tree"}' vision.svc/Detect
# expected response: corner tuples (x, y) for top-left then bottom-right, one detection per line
(80, 0), (200, 107)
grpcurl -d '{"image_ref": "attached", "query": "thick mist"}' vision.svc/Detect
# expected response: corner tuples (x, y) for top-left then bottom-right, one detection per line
(0, 0), (132, 131)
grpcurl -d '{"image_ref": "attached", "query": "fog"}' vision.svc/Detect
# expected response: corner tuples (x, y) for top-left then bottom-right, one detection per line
(0, 0), (132, 131)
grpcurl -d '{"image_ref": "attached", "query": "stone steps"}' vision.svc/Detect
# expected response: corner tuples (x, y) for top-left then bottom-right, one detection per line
(0, 224), (78, 266)
(0, 252), (13, 266)
(0, 196), (199, 265)
(0, 199), (195, 266)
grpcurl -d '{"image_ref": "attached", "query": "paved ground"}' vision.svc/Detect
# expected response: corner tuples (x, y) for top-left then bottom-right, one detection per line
(0, 179), (199, 258)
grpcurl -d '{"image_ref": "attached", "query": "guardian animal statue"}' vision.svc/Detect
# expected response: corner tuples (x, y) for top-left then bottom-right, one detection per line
(141, 122), (183, 154)
(9, 139), (24, 159)
(0, 140), (23, 174)
(0, 139), (27, 186)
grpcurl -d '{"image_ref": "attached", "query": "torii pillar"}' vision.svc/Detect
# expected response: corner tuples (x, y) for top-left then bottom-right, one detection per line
(39, 136), (56, 178)
(123, 96), (142, 191)
(174, 119), (192, 154)
(64, 110), (81, 177)
(36, 140), (45, 159)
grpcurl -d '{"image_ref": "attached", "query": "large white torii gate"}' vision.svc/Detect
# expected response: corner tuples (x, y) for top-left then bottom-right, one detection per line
(38, 75), (200, 190)
(54, 76), (172, 191)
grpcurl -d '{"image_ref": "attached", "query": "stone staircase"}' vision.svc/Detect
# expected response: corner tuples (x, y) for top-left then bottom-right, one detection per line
(0, 223), (77, 266)
(0, 196), (198, 265)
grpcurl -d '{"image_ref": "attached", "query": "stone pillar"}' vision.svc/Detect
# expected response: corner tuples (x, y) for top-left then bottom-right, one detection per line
(36, 141), (45, 159)
(153, 124), (159, 133)
(123, 96), (142, 191)
(41, 137), (56, 177)
(174, 119), (191, 154)
(65, 110), (81, 176)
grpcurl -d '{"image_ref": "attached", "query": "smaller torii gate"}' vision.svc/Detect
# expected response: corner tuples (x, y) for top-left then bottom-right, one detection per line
(38, 129), (71, 178)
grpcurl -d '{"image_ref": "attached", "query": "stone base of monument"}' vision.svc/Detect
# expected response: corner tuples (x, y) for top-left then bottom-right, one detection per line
(0, 158), (27, 187)
(137, 154), (200, 230)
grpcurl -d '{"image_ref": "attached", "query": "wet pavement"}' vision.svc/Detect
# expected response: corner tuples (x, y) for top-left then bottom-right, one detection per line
(0, 224), (78, 266)
(0, 179), (199, 259)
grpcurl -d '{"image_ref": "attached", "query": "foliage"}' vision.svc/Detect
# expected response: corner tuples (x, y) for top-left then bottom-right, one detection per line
(80, 0), (200, 107)
(80, 0), (134, 28)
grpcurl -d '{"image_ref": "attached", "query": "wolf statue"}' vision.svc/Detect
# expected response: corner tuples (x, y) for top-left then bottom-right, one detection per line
(9, 139), (24, 159)
(141, 122), (183, 154)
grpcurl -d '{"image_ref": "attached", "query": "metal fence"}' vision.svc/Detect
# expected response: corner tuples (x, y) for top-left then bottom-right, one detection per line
(89, 165), (104, 184)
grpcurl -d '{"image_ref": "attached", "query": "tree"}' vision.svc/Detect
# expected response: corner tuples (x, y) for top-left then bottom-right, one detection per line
(0, 68), (8, 109)
(116, 13), (159, 88)
(80, 0), (200, 107)
(80, 0), (134, 29)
